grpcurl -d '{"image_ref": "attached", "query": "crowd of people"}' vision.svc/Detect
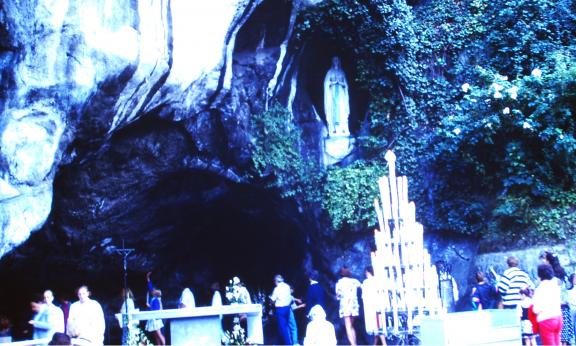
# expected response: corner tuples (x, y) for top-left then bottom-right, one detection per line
(268, 266), (386, 346)
(0, 267), (382, 345)
(4, 250), (576, 345)
(472, 251), (576, 346)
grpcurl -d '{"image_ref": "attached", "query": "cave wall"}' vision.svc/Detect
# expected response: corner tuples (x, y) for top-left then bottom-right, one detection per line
(0, 0), (331, 303)
(0, 0), (265, 257)
(0, 0), (336, 258)
(0, 0), (317, 336)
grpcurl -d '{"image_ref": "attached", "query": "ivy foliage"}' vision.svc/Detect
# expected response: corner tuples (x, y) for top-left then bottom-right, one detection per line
(252, 0), (576, 246)
(250, 103), (386, 230)
(322, 161), (387, 230)
(250, 103), (323, 203)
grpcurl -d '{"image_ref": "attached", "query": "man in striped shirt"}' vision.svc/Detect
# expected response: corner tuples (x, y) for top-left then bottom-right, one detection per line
(497, 256), (535, 309)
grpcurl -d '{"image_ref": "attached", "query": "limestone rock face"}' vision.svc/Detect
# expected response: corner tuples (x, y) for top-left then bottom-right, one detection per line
(0, 0), (261, 258)
(0, 0), (334, 280)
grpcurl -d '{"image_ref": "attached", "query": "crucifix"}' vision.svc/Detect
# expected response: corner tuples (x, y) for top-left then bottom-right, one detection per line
(115, 240), (134, 345)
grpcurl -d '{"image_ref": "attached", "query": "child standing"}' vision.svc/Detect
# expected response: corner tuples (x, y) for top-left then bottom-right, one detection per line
(146, 272), (165, 345)
(518, 287), (537, 346)
(471, 271), (499, 310)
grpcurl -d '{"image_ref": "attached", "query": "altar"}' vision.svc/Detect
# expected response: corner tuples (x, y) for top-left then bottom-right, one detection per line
(115, 304), (263, 345)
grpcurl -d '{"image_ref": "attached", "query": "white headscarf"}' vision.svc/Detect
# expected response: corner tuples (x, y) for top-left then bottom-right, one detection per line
(308, 305), (326, 320)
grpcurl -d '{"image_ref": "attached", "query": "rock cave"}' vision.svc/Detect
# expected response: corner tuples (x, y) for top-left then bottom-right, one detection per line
(0, 114), (315, 342)
(2, 0), (575, 344)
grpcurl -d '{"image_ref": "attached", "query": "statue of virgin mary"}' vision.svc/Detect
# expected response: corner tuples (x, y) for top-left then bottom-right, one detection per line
(323, 56), (350, 136)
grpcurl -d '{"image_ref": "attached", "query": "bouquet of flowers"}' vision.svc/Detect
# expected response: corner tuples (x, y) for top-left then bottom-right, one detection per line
(126, 325), (151, 346)
(225, 277), (250, 304)
(221, 316), (247, 345)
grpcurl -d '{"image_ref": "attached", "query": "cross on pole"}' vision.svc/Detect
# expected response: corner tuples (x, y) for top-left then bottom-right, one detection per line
(115, 240), (134, 345)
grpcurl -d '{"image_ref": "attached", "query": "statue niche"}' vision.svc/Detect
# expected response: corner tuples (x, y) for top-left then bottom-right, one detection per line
(323, 56), (350, 136)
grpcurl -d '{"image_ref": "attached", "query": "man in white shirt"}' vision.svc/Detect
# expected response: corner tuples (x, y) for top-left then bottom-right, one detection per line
(66, 286), (105, 345)
(29, 290), (65, 340)
(270, 275), (293, 345)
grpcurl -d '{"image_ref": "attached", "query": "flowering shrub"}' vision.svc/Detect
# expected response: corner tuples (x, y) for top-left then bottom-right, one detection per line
(436, 54), (576, 243)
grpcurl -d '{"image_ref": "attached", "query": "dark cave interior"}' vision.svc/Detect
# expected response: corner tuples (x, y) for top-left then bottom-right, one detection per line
(0, 117), (312, 343)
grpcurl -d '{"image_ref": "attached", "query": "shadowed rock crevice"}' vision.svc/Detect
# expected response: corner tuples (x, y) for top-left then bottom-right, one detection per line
(234, 0), (292, 53)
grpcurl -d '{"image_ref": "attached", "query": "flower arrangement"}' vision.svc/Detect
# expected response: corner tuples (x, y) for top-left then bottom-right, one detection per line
(126, 325), (151, 346)
(225, 277), (250, 304)
(221, 316), (247, 345)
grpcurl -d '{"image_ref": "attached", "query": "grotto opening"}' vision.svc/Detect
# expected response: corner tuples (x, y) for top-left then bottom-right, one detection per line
(0, 114), (314, 343)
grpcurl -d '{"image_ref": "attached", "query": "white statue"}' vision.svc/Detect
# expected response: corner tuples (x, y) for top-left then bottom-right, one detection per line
(323, 57), (350, 136)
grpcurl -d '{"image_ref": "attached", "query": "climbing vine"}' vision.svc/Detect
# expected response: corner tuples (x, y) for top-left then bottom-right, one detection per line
(252, 0), (576, 246)
(322, 161), (387, 230)
(250, 103), (323, 203)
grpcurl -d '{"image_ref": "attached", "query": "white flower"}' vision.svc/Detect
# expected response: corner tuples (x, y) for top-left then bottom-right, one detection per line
(232, 277), (240, 285)
(560, 134), (565, 139)
(531, 68), (542, 78)
(486, 123), (492, 129)
(523, 122), (532, 129)
(491, 83), (504, 91)
(461, 83), (470, 92)
(503, 107), (510, 114)
(453, 128), (461, 135)
(508, 86), (519, 100)
(493, 91), (503, 99)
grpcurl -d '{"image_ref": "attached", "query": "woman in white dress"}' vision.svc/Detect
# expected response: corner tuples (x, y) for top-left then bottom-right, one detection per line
(363, 266), (387, 345)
